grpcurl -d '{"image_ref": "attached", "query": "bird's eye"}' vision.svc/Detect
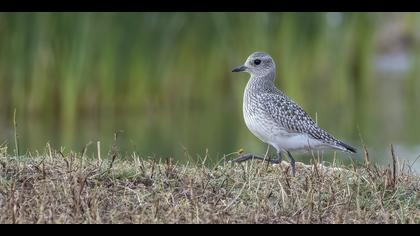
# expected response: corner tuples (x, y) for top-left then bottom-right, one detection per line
(254, 59), (261, 65)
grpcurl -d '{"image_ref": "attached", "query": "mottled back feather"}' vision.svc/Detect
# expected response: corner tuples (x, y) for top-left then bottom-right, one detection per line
(258, 92), (338, 145)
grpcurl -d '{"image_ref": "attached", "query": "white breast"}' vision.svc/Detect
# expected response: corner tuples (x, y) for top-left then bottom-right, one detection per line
(243, 113), (273, 144)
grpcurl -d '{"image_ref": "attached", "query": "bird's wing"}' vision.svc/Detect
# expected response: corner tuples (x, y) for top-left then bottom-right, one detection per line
(259, 93), (337, 143)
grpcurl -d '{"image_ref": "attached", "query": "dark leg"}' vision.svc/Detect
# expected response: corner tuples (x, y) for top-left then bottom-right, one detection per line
(286, 151), (296, 177)
(231, 153), (281, 164)
(276, 151), (283, 163)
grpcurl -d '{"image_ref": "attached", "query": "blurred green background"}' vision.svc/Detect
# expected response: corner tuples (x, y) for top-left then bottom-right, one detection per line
(0, 12), (420, 169)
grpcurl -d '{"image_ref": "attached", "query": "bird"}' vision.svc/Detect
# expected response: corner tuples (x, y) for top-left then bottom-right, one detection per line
(231, 52), (356, 176)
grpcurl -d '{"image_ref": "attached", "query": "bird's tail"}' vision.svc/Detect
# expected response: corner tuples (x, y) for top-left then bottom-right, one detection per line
(336, 141), (357, 153)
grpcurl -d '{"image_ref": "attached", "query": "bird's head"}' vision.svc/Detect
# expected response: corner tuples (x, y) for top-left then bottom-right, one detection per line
(232, 52), (276, 78)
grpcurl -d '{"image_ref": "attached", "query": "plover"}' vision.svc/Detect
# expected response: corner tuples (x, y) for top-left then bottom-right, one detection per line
(232, 52), (356, 176)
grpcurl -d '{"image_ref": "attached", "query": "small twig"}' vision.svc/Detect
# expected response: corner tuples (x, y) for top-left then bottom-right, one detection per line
(390, 144), (397, 187)
(201, 148), (208, 166)
(150, 159), (156, 179)
(408, 154), (420, 171)
(311, 155), (320, 178)
(34, 156), (47, 172)
(47, 142), (53, 161)
(81, 142), (93, 159)
(108, 152), (117, 172)
(13, 108), (19, 157)
(80, 142), (93, 170)
(263, 145), (271, 170)
(106, 131), (123, 172)
(97, 141), (102, 161)
(363, 145), (370, 168)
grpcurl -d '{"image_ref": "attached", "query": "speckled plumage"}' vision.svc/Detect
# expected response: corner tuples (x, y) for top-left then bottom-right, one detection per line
(234, 52), (356, 156)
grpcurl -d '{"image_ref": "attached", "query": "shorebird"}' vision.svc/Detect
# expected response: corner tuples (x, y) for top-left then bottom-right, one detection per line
(231, 52), (356, 176)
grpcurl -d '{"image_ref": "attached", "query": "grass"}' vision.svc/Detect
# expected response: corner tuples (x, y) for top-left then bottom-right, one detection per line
(0, 143), (419, 224)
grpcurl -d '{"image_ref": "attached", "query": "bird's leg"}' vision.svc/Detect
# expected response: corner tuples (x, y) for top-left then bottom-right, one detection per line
(231, 153), (281, 164)
(230, 153), (259, 163)
(286, 151), (296, 177)
(276, 151), (283, 163)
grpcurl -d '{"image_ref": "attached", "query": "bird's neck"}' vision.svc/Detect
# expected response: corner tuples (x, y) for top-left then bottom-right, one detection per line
(246, 71), (276, 93)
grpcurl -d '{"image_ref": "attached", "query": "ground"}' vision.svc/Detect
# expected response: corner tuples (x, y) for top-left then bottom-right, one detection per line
(0, 145), (419, 224)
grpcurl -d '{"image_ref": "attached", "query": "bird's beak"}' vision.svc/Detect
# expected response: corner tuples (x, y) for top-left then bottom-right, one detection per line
(232, 65), (247, 72)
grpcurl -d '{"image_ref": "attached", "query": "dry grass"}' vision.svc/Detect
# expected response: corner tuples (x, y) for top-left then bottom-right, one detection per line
(0, 144), (419, 224)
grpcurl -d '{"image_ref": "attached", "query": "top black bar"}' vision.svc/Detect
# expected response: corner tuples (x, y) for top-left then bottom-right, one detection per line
(0, 0), (416, 12)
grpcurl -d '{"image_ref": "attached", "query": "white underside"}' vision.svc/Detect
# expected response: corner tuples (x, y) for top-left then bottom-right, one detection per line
(268, 132), (331, 152)
(244, 114), (340, 153)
